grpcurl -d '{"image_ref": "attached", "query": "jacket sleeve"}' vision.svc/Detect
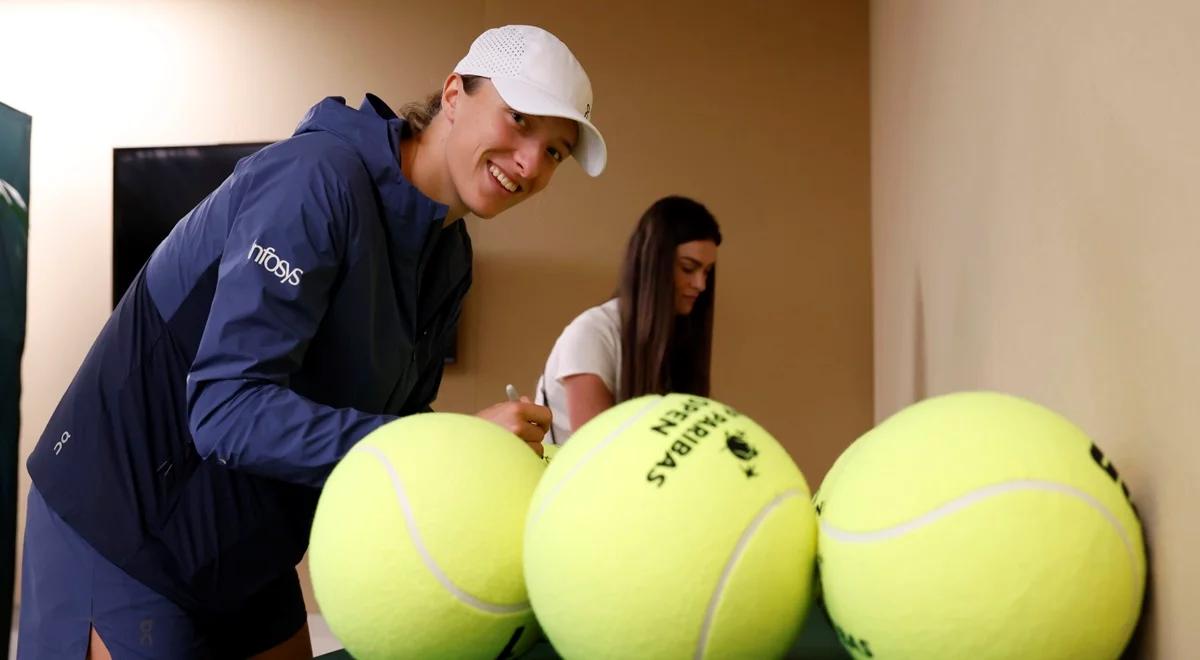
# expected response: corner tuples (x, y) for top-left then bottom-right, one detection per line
(186, 150), (394, 487)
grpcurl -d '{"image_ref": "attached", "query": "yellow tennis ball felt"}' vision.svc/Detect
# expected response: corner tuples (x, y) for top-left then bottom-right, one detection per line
(525, 394), (818, 659)
(815, 391), (1146, 660)
(309, 413), (545, 660)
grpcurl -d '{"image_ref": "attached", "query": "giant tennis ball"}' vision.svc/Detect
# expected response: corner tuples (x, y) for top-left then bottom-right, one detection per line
(309, 413), (545, 659)
(525, 394), (817, 659)
(816, 391), (1146, 659)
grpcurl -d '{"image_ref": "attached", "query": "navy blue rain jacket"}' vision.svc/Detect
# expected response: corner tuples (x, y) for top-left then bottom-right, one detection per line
(27, 93), (471, 613)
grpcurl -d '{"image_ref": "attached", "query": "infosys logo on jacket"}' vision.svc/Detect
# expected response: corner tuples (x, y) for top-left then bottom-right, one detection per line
(248, 241), (304, 286)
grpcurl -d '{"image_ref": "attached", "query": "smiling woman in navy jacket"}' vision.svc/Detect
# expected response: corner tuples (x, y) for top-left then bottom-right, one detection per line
(18, 25), (606, 660)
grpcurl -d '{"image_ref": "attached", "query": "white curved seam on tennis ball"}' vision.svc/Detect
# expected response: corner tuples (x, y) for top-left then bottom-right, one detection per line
(695, 488), (805, 660)
(819, 479), (1140, 608)
(356, 444), (531, 615)
(528, 396), (665, 526)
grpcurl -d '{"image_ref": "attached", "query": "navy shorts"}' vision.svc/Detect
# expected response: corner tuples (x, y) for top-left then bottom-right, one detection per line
(18, 485), (307, 659)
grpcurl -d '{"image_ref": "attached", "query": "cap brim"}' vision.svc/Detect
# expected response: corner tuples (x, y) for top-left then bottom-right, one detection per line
(490, 77), (608, 177)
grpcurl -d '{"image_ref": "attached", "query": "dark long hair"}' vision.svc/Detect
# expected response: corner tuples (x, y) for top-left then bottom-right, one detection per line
(398, 75), (486, 133)
(618, 196), (722, 401)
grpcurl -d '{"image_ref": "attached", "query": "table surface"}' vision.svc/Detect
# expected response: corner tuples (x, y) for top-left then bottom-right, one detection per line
(314, 603), (849, 659)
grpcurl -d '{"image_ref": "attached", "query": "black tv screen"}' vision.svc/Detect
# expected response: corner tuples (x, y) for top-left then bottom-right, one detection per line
(112, 143), (268, 306)
(112, 143), (459, 364)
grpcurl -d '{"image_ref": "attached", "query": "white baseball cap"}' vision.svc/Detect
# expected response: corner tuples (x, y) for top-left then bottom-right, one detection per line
(454, 25), (607, 177)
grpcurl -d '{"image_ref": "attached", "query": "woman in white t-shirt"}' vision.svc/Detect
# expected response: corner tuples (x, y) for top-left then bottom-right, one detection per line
(536, 195), (722, 447)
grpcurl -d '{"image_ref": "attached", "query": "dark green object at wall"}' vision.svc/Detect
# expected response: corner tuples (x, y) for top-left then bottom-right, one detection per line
(0, 100), (32, 657)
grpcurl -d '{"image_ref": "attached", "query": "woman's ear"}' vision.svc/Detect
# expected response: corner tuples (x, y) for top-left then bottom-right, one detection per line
(441, 73), (463, 123)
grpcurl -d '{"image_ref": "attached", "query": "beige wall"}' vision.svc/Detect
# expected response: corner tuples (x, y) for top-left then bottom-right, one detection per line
(872, 1), (1199, 656)
(2, 1), (872, 616)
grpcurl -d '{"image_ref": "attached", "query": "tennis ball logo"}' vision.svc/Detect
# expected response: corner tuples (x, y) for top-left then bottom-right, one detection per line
(725, 430), (760, 479)
(644, 396), (735, 487)
(832, 626), (875, 658)
(644, 398), (766, 487)
(1089, 442), (1139, 516)
(725, 430), (757, 460)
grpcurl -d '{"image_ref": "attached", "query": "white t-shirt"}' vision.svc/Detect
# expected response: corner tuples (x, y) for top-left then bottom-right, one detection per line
(535, 299), (622, 447)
